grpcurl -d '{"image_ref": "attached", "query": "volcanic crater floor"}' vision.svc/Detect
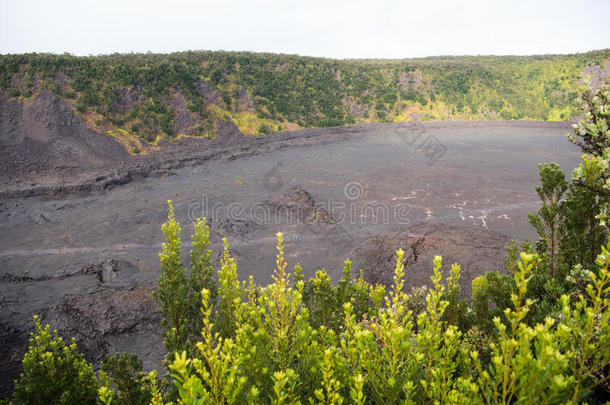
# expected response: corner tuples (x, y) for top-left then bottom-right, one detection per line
(0, 121), (582, 396)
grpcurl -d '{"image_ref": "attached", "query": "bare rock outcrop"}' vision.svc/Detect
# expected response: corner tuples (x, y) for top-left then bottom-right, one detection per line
(236, 86), (255, 112)
(196, 79), (222, 106)
(0, 90), (127, 176)
(399, 70), (424, 92)
(47, 286), (161, 363)
(355, 223), (509, 297)
(0, 258), (161, 398)
(267, 186), (334, 225)
(171, 92), (201, 136)
(207, 217), (258, 240)
(581, 59), (610, 91)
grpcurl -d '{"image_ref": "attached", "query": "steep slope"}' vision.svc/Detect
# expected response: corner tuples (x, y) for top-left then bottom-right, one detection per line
(0, 90), (128, 175)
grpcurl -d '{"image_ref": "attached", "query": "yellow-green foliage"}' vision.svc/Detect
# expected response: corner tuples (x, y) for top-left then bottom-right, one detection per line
(12, 316), (99, 404)
(471, 275), (489, 324)
(229, 111), (283, 135)
(106, 128), (155, 155)
(154, 213), (610, 404)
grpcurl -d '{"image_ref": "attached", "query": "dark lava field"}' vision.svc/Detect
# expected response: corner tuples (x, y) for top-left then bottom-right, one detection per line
(0, 120), (582, 395)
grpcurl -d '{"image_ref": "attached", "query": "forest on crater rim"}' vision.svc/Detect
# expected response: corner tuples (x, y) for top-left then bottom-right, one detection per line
(1, 49), (608, 154)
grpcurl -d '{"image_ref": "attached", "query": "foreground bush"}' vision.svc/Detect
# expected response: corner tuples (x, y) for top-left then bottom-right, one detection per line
(156, 228), (609, 404)
(11, 316), (98, 405)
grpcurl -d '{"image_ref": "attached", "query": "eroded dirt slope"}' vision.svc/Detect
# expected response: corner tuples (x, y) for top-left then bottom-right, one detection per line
(0, 91), (128, 176)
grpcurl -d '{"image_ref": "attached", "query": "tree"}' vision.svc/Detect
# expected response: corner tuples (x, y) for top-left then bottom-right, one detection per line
(528, 162), (567, 276)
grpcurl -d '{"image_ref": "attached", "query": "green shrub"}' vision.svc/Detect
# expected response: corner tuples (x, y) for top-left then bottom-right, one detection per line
(153, 201), (216, 361)
(11, 316), (98, 405)
(258, 124), (271, 135)
(569, 83), (610, 225)
(163, 228), (610, 404)
(99, 353), (152, 405)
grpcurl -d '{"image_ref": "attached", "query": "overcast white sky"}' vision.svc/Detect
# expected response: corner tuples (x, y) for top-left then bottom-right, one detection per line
(1, 0), (608, 58)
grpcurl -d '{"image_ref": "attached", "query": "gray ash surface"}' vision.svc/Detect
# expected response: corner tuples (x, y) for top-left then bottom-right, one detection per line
(0, 120), (581, 397)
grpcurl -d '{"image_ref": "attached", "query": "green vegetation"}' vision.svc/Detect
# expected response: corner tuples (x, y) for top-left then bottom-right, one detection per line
(0, 50), (608, 148)
(5, 85), (610, 404)
(569, 83), (610, 225)
(11, 316), (98, 404)
(154, 208), (216, 360)
(99, 353), (154, 405)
